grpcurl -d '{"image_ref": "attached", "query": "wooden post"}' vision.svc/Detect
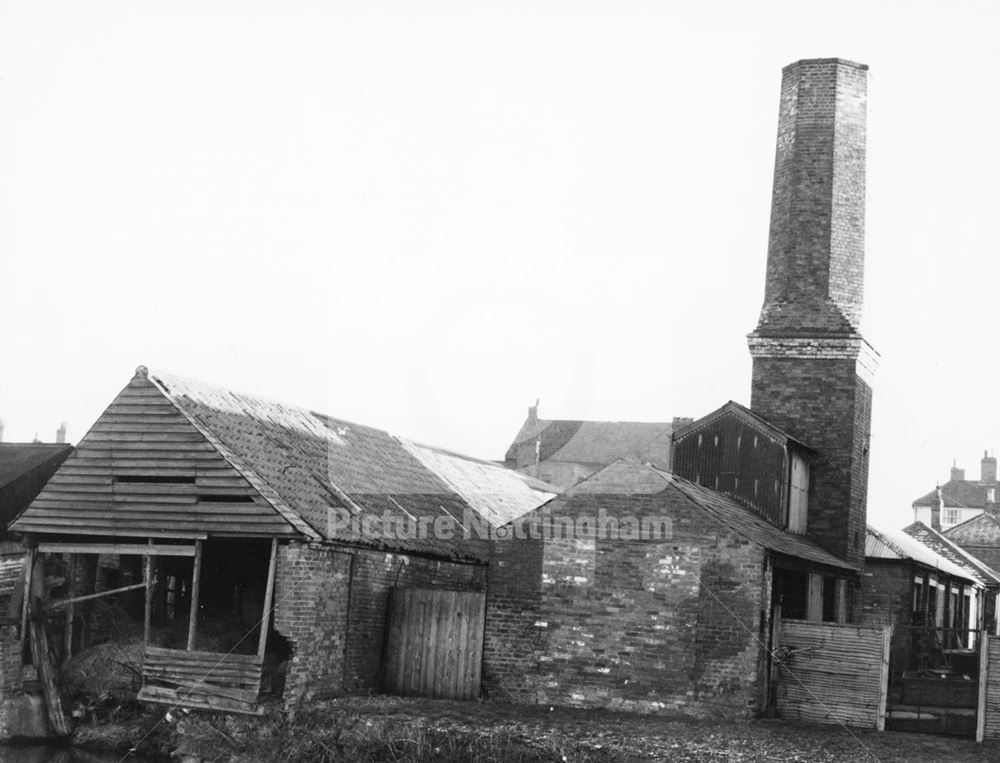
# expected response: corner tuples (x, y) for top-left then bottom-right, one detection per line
(64, 553), (76, 662)
(876, 625), (891, 731)
(143, 548), (153, 646)
(257, 538), (278, 659)
(187, 539), (203, 651)
(29, 620), (72, 736)
(977, 631), (989, 743)
(807, 573), (823, 622)
(835, 578), (848, 624)
(19, 548), (36, 656)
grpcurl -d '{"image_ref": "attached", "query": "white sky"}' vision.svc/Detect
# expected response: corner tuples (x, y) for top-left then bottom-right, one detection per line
(1, 1), (998, 531)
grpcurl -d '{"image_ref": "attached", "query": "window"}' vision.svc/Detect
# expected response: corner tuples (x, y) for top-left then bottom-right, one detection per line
(821, 576), (837, 622)
(788, 453), (809, 533)
(942, 507), (962, 526)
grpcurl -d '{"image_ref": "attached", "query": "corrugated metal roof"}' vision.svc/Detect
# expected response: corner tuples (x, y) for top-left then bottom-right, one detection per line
(866, 525), (979, 583)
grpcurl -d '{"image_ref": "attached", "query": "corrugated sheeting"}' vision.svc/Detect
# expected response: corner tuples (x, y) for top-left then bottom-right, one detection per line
(866, 525), (978, 583)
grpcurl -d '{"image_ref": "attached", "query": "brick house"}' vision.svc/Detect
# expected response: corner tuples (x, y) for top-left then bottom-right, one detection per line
(912, 453), (998, 531)
(6, 367), (553, 712)
(484, 58), (878, 718)
(484, 458), (853, 717)
(503, 402), (688, 490)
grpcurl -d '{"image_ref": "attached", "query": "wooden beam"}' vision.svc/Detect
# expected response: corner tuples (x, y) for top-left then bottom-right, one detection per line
(876, 625), (891, 731)
(63, 553), (75, 663)
(44, 582), (147, 611)
(29, 619), (72, 736)
(143, 544), (154, 646)
(257, 538), (278, 659)
(19, 548), (35, 656)
(978, 632), (989, 743)
(807, 573), (823, 622)
(38, 542), (196, 557)
(187, 540), (203, 651)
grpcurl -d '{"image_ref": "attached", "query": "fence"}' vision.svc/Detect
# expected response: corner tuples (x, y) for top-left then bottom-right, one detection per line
(775, 620), (891, 729)
(382, 587), (486, 700)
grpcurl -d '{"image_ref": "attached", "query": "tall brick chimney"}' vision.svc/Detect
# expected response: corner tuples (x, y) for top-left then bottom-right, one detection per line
(748, 59), (877, 568)
(951, 460), (965, 482)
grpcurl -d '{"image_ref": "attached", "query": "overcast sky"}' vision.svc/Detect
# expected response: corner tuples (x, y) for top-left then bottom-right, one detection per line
(1, 1), (998, 530)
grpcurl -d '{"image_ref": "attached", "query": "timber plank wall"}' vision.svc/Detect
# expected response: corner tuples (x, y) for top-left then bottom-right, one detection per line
(982, 636), (1000, 740)
(15, 375), (295, 538)
(776, 620), (890, 729)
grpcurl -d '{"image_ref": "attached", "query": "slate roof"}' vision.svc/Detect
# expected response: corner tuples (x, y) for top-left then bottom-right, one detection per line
(0, 444), (73, 490)
(505, 416), (674, 467)
(520, 458), (852, 570)
(913, 480), (999, 508)
(944, 511), (1000, 546)
(903, 521), (1000, 587)
(0, 443), (73, 532)
(866, 525), (978, 583)
(146, 369), (555, 560)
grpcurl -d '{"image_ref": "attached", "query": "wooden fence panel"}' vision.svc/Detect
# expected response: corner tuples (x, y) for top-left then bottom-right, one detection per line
(981, 636), (1000, 741)
(776, 620), (891, 729)
(383, 588), (486, 700)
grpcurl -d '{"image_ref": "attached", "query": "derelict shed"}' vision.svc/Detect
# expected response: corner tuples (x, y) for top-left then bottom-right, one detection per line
(8, 366), (553, 718)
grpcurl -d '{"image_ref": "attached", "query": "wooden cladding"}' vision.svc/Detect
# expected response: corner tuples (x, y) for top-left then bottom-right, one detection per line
(383, 588), (486, 701)
(672, 415), (790, 527)
(775, 620), (891, 729)
(138, 646), (264, 715)
(12, 375), (297, 539)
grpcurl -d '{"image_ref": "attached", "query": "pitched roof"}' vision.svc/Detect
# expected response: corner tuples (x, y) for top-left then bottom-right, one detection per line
(523, 458), (852, 570)
(672, 400), (812, 451)
(944, 511), (1000, 546)
(912, 480), (999, 508)
(0, 444), (73, 490)
(505, 417), (674, 467)
(14, 368), (553, 562)
(865, 525), (979, 583)
(903, 521), (1000, 586)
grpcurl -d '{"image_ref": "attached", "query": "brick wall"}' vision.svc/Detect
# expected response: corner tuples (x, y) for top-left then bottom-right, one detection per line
(484, 491), (768, 718)
(750, 355), (872, 570)
(273, 540), (486, 703)
(858, 560), (912, 675)
(0, 625), (20, 698)
(342, 549), (485, 693)
(273, 542), (353, 702)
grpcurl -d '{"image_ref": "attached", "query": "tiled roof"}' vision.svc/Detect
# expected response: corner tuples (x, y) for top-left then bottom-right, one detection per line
(144, 369), (555, 561)
(524, 458), (852, 570)
(903, 522), (1000, 586)
(506, 418), (673, 467)
(0, 444), (73, 490)
(865, 525), (977, 583)
(912, 480), (999, 508)
(944, 511), (1000, 546)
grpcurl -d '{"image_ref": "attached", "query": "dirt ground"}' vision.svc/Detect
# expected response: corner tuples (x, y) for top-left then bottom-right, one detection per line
(170, 696), (1000, 762)
(314, 698), (1000, 763)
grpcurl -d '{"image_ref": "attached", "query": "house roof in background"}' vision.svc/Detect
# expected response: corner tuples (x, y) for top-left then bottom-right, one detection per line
(904, 521), (1000, 587)
(913, 480), (999, 508)
(0, 444), (73, 489)
(148, 368), (555, 560)
(944, 511), (1000, 546)
(866, 525), (978, 583)
(505, 416), (674, 468)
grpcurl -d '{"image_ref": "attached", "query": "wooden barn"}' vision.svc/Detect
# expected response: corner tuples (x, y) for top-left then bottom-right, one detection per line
(6, 366), (554, 718)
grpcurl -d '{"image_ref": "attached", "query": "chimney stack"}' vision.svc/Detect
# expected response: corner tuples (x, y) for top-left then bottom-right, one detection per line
(982, 450), (997, 484)
(527, 400), (539, 426)
(951, 460), (965, 482)
(56, 422), (67, 444)
(748, 59), (876, 569)
(930, 485), (943, 531)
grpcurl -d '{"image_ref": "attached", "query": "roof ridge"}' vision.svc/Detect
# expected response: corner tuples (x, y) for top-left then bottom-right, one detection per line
(143, 370), (321, 540)
(912, 521), (1000, 583)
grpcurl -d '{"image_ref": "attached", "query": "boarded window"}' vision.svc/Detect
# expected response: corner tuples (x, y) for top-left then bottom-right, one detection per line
(788, 453), (809, 533)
